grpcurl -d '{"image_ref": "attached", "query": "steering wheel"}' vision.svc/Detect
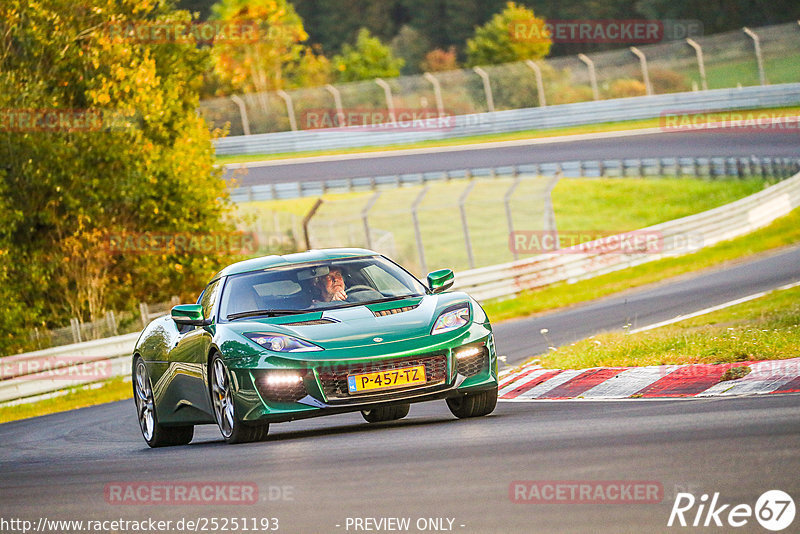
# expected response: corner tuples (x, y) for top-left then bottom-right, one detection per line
(347, 285), (377, 294)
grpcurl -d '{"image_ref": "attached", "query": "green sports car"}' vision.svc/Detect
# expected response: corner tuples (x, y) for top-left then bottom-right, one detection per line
(132, 248), (498, 446)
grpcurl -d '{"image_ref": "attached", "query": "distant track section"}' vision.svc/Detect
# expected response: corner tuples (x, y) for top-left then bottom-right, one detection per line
(223, 130), (799, 186)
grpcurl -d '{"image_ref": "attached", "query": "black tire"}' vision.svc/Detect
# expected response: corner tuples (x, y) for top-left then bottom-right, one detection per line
(133, 357), (194, 447)
(210, 355), (269, 444)
(361, 403), (410, 423)
(446, 387), (498, 419)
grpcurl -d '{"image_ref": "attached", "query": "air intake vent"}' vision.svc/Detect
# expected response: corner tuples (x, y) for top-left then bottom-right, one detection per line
(373, 305), (418, 317)
(282, 318), (338, 326)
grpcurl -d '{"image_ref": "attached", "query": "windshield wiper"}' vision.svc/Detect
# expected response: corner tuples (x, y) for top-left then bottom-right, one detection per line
(227, 309), (311, 320)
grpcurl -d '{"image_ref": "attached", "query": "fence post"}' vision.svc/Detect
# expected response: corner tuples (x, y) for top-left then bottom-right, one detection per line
(375, 78), (397, 124)
(459, 181), (477, 269)
(70, 318), (82, 344)
(743, 27), (766, 86)
(685, 38), (708, 91)
(577, 54), (599, 101)
(524, 60), (547, 107)
(629, 47), (653, 95)
(302, 198), (323, 251)
(544, 173), (560, 242)
(423, 72), (446, 117)
(277, 90), (298, 131)
(472, 67), (495, 113)
(139, 303), (149, 329)
(411, 186), (430, 274)
(504, 176), (523, 261)
(361, 191), (381, 249)
(325, 84), (345, 126)
(105, 311), (118, 336)
(230, 95), (251, 136)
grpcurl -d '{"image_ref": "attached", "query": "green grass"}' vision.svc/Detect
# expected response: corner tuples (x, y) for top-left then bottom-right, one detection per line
(536, 284), (800, 370)
(700, 53), (800, 90)
(483, 206), (800, 323)
(216, 106), (800, 165)
(238, 177), (765, 276)
(0, 377), (132, 424)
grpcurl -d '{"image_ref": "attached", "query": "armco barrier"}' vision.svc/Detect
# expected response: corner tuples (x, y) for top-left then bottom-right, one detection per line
(2, 170), (800, 404)
(214, 84), (800, 156)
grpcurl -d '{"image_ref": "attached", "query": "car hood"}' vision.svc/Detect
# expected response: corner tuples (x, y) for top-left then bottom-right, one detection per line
(223, 294), (472, 351)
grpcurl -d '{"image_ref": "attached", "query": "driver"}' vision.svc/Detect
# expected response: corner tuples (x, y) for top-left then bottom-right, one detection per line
(313, 267), (347, 302)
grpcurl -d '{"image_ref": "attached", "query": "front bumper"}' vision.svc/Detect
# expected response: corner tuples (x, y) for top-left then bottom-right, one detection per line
(227, 329), (498, 424)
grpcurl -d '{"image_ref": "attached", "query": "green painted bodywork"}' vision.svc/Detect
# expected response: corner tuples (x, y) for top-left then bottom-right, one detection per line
(132, 249), (497, 428)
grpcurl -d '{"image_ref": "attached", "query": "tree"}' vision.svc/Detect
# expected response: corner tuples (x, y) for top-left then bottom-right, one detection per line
(466, 2), (551, 67)
(421, 47), (459, 72)
(391, 25), (431, 75)
(209, 0), (331, 95)
(292, 0), (407, 55)
(0, 0), (236, 353)
(333, 28), (405, 82)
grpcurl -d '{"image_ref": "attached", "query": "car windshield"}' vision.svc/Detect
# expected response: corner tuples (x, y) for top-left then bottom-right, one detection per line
(220, 256), (427, 321)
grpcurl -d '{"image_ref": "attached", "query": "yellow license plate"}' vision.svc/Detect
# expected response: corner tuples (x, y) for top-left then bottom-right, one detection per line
(347, 365), (426, 394)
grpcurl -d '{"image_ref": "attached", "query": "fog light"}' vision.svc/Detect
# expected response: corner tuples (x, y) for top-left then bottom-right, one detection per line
(265, 372), (303, 386)
(455, 347), (482, 360)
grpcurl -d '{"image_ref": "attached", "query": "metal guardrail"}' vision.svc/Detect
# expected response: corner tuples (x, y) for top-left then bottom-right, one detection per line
(3, 168), (800, 405)
(229, 155), (800, 202)
(215, 84), (800, 156)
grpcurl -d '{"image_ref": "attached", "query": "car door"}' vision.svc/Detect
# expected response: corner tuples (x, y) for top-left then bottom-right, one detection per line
(161, 279), (220, 422)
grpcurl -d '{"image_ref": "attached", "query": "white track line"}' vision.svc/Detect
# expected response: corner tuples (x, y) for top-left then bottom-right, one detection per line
(629, 280), (800, 334)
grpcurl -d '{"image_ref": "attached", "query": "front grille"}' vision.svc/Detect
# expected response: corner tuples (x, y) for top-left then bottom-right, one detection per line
(372, 305), (418, 317)
(318, 353), (448, 402)
(456, 347), (488, 377)
(254, 376), (308, 403)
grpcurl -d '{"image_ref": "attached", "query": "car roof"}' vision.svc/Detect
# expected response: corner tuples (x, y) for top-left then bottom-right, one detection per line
(210, 248), (378, 281)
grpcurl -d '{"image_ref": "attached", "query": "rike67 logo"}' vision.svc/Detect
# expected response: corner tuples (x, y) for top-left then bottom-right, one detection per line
(668, 490), (795, 531)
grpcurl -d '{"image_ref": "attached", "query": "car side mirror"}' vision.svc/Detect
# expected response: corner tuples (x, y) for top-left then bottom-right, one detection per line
(427, 269), (454, 294)
(171, 304), (209, 326)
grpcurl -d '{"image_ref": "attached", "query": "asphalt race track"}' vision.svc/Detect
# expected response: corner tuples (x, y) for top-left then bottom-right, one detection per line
(1, 392), (798, 533)
(2, 249), (799, 534)
(222, 129), (800, 186)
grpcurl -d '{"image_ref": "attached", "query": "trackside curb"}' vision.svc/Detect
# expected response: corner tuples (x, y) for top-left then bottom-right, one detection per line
(497, 358), (800, 400)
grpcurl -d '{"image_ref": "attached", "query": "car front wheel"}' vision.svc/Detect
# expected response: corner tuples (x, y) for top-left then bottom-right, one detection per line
(133, 357), (193, 447)
(210, 355), (269, 444)
(446, 387), (498, 419)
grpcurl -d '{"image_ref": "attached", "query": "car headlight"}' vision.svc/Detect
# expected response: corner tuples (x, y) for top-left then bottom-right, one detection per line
(431, 304), (471, 335)
(244, 333), (323, 352)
